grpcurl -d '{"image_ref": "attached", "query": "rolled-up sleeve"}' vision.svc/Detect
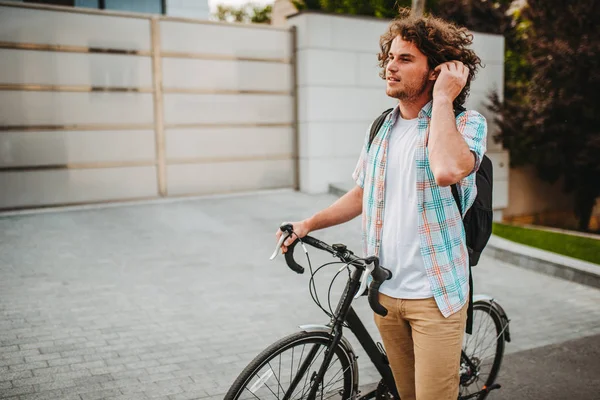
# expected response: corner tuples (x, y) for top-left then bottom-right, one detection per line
(458, 110), (487, 174)
(455, 110), (488, 213)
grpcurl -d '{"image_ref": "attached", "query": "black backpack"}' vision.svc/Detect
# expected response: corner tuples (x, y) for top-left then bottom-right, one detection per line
(367, 107), (493, 334)
(367, 106), (493, 266)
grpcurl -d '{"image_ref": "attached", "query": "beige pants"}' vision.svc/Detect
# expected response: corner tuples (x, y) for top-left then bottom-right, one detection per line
(374, 294), (468, 400)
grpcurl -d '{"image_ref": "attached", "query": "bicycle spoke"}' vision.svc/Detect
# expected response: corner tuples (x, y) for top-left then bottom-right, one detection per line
(477, 335), (498, 362)
(243, 387), (262, 400)
(324, 390), (342, 400)
(318, 355), (341, 384)
(279, 355), (283, 397)
(300, 357), (341, 399)
(464, 309), (484, 352)
(263, 380), (280, 399)
(290, 347), (295, 389)
(321, 360), (346, 391)
(267, 361), (286, 396)
(296, 345), (327, 399)
(469, 310), (492, 359)
(299, 368), (314, 400)
(469, 312), (486, 358)
(474, 308), (492, 346)
(322, 374), (348, 397)
(298, 360), (318, 400)
(301, 361), (350, 400)
(286, 343), (325, 400)
(297, 347), (346, 400)
(475, 376), (482, 394)
(478, 309), (495, 354)
(296, 345), (306, 381)
(471, 318), (496, 361)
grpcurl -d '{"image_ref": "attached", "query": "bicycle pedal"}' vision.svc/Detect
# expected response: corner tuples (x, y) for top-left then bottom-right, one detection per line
(484, 383), (501, 392)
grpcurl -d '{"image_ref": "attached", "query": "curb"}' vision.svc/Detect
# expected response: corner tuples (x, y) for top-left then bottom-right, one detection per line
(328, 181), (600, 290)
(486, 236), (600, 290)
(328, 184), (349, 199)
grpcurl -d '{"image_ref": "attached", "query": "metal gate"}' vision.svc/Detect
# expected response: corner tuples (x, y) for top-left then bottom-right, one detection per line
(0, 1), (297, 211)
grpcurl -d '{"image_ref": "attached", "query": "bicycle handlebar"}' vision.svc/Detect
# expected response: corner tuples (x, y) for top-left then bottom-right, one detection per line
(271, 224), (393, 317)
(284, 239), (305, 274)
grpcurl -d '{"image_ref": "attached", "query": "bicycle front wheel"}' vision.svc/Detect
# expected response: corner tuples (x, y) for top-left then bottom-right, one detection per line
(224, 331), (356, 400)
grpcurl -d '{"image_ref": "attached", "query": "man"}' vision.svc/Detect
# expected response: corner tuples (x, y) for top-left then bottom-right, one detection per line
(276, 9), (487, 400)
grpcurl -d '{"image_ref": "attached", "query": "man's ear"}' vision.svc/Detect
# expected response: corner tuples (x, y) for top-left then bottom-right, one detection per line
(429, 67), (438, 81)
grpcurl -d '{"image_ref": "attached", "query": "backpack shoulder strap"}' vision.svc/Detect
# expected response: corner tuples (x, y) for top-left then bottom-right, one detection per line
(368, 108), (394, 151)
(451, 184), (462, 217)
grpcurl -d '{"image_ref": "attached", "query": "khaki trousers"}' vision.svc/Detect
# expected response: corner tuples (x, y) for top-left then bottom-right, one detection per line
(374, 294), (468, 400)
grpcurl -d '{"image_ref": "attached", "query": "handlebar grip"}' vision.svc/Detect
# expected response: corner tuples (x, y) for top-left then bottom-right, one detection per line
(284, 239), (305, 274)
(368, 280), (388, 317)
(368, 265), (392, 317)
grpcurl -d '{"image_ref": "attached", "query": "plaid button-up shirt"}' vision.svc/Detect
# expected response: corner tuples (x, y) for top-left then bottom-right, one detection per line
(352, 100), (487, 317)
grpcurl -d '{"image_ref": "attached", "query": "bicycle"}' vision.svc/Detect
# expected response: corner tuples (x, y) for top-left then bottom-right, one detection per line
(225, 223), (511, 400)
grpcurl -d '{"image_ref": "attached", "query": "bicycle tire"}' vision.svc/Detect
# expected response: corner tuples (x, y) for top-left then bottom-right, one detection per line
(459, 301), (506, 400)
(224, 331), (356, 400)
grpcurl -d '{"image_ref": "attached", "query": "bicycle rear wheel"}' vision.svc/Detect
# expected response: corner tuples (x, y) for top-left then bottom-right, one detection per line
(459, 301), (506, 400)
(224, 331), (356, 400)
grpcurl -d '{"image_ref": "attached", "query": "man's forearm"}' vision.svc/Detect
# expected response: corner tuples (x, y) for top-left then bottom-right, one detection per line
(306, 185), (363, 232)
(428, 98), (474, 186)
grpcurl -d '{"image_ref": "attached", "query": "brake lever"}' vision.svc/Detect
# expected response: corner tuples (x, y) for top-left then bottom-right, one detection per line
(354, 261), (375, 299)
(270, 231), (290, 260)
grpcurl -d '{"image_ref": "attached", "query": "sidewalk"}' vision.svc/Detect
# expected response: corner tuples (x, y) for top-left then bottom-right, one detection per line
(1, 191), (600, 399)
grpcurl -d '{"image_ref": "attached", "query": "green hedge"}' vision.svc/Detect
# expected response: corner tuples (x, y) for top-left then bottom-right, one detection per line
(492, 223), (600, 265)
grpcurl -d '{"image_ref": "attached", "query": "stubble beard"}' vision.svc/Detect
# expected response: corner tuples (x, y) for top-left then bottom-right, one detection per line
(386, 69), (430, 101)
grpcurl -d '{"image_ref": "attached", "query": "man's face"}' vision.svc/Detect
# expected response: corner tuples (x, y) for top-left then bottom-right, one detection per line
(385, 36), (432, 100)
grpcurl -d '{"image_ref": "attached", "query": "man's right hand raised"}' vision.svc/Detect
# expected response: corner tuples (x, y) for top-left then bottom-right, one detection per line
(275, 220), (311, 254)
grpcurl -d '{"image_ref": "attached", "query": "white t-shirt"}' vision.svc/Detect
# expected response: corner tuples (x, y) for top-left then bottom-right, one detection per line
(378, 115), (433, 299)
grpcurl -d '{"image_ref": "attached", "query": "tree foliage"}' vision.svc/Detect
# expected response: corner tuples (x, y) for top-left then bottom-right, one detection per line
(429, 0), (513, 35)
(214, 2), (272, 24)
(490, 0), (600, 230)
(292, 0), (411, 18)
(291, 0), (515, 23)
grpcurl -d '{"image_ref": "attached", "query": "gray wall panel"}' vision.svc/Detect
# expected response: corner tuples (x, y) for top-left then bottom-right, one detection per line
(0, 130), (155, 166)
(0, 50), (153, 87)
(0, 166), (158, 208)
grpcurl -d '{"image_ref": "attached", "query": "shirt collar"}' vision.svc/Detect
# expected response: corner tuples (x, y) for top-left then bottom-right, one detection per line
(419, 100), (434, 118)
(387, 100), (434, 124)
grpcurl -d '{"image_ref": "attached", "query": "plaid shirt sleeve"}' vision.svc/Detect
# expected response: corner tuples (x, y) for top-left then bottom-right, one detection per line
(455, 110), (488, 213)
(352, 124), (373, 189)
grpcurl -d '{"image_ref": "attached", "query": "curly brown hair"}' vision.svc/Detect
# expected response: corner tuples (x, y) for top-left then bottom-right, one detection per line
(378, 8), (482, 108)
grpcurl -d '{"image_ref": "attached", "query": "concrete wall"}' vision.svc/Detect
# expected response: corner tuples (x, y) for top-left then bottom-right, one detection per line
(0, 2), (293, 210)
(503, 166), (600, 230)
(287, 12), (508, 217)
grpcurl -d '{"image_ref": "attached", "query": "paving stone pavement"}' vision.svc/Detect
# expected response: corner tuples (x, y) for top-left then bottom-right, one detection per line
(1, 190), (599, 400)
